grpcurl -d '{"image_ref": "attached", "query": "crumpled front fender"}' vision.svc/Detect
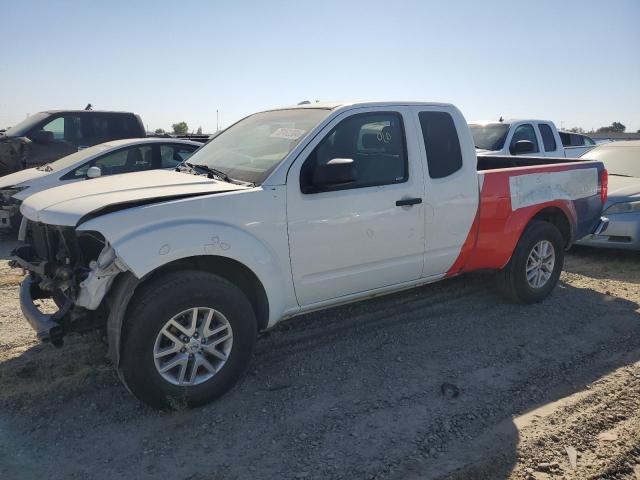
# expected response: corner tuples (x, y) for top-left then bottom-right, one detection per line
(78, 216), (294, 327)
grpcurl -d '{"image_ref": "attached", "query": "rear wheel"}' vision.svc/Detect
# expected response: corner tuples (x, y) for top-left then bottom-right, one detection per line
(119, 270), (257, 409)
(497, 220), (564, 304)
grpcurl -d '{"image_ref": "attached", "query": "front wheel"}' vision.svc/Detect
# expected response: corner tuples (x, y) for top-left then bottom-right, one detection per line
(497, 220), (564, 304)
(119, 270), (257, 409)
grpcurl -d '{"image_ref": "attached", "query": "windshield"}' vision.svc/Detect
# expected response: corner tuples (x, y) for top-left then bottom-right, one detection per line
(4, 113), (50, 137)
(186, 108), (332, 184)
(470, 123), (510, 151)
(582, 144), (640, 178)
(42, 144), (111, 172)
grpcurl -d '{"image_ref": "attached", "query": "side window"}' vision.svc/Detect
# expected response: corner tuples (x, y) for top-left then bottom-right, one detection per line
(160, 144), (198, 168)
(70, 145), (154, 177)
(571, 134), (585, 146)
(42, 117), (64, 140)
(107, 114), (137, 139)
(585, 136), (595, 146)
(90, 115), (110, 143)
(559, 132), (570, 146)
(41, 115), (83, 142)
(538, 124), (557, 152)
(510, 124), (539, 153)
(300, 112), (407, 193)
(418, 111), (463, 178)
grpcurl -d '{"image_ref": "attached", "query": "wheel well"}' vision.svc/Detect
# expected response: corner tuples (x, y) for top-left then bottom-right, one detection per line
(531, 207), (572, 248)
(146, 256), (270, 331)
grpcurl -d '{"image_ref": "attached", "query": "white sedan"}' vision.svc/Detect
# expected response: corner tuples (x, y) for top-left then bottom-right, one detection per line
(0, 137), (201, 230)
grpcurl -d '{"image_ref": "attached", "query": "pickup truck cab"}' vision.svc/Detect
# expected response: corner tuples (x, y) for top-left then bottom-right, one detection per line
(471, 119), (595, 159)
(0, 110), (146, 176)
(11, 101), (607, 409)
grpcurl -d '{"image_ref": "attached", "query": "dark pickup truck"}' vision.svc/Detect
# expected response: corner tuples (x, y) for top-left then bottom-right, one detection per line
(0, 110), (146, 176)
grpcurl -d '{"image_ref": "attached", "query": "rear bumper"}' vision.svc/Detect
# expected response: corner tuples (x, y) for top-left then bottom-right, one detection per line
(19, 275), (67, 345)
(576, 212), (640, 251)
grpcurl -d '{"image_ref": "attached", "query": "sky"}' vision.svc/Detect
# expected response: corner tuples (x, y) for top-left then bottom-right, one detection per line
(1, 0), (639, 134)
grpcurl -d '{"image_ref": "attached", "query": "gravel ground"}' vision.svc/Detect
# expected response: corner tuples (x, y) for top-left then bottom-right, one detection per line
(0, 246), (638, 480)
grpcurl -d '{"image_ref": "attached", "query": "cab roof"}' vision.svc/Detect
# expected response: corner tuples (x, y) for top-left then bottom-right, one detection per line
(42, 110), (138, 115)
(282, 100), (455, 110)
(471, 119), (555, 125)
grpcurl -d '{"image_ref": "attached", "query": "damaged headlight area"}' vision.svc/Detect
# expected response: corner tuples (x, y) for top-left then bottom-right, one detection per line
(10, 222), (128, 344)
(75, 243), (129, 310)
(0, 186), (27, 229)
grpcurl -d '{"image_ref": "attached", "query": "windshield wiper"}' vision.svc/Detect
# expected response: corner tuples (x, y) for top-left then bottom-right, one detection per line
(179, 162), (257, 187)
(183, 162), (236, 183)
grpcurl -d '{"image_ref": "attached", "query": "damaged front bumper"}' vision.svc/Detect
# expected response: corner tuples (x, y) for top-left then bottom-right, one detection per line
(19, 274), (69, 346)
(11, 221), (129, 345)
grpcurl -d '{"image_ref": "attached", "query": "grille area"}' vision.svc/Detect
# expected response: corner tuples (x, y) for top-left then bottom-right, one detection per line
(27, 221), (53, 263)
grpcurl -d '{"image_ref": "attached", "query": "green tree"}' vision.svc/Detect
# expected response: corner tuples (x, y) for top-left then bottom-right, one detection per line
(154, 128), (165, 134)
(568, 127), (584, 133)
(597, 122), (626, 133)
(172, 122), (189, 135)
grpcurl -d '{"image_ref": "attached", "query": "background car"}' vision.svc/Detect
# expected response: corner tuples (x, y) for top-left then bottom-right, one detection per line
(558, 131), (596, 148)
(576, 140), (640, 250)
(0, 110), (147, 176)
(470, 119), (595, 158)
(0, 137), (200, 230)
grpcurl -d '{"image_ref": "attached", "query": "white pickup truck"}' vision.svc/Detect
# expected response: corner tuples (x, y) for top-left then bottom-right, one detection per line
(11, 101), (607, 409)
(470, 119), (596, 158)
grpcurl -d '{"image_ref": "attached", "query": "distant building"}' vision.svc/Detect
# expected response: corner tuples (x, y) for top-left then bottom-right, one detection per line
(589, 132), (640, 142)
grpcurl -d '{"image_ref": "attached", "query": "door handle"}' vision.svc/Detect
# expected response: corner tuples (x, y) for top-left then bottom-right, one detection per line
(396, 197), (422, 207)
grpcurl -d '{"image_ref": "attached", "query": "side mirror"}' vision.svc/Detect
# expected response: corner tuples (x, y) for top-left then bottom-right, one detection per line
(510, 140), (535, 155)
(86, 166), (102, 179)
(30, 130), (54, 144)
(311, 158), (355, 190)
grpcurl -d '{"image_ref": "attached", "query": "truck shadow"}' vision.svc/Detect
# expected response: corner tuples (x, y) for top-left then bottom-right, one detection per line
(0, 273), (639, 480)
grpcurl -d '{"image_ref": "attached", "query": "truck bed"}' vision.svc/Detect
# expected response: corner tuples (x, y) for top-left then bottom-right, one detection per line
(448, 155), (606, 276)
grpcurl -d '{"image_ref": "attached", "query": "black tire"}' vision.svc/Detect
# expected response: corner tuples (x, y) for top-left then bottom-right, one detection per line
(496, 220), (564, 304)
(119, 270), (257, 410)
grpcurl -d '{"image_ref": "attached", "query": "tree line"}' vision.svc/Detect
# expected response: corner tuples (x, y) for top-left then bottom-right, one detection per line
(568, 122), (639, 134)
(154, 122), (203, 135)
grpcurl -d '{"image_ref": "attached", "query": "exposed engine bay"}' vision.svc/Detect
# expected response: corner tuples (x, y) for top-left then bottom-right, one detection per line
(10, 221), (127, 345)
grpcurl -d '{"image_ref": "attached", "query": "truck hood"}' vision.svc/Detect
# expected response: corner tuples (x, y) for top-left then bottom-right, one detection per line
(0, 167), (48, 189)
(20, 170), (250, 227)
(606, 175), (640, 206)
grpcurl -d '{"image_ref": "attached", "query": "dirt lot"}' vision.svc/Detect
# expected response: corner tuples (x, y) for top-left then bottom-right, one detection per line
(0, 245), (638, 480)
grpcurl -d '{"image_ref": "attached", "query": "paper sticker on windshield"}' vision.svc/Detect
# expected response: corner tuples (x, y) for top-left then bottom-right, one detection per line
(270, 127), (306, 140)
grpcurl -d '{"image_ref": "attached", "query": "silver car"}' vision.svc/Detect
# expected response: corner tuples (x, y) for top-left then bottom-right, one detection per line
(576, 141), (640, 250)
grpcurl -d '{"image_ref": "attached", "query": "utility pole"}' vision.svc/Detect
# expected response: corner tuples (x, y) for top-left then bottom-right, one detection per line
(216, 110), (219, 131)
